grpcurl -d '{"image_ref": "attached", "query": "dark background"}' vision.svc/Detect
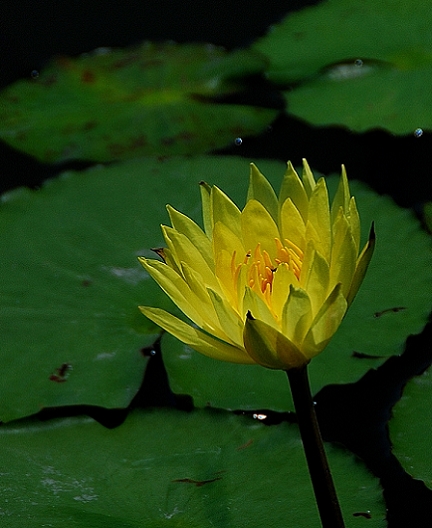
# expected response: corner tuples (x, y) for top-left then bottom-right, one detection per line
(1, 1), (431, 526)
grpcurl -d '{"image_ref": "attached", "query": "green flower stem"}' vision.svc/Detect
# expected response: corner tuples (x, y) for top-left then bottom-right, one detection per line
(287, 365), (345, 528)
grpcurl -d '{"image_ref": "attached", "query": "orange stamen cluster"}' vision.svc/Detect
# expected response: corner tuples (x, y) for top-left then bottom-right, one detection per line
(231, 238), (304, 302)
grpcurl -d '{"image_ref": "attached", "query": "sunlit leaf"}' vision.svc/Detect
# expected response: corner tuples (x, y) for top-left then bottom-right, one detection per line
(254, 0), (432, 134)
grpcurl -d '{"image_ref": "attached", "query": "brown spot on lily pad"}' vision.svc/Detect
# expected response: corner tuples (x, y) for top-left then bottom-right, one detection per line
(81, 70), (95, 83)
(373, 306), (406, 318)
(49, 363), (72, 383)
(172, 476), (222, 487)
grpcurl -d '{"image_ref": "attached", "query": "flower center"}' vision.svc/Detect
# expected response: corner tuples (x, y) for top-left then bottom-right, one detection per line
(231, 238), (303, 301)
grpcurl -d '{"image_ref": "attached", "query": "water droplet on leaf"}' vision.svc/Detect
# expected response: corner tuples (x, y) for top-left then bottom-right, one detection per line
(414, 128), (423, 137)
(354, 59), (363, 67)
(234, 137), (242, 146)
(31, 70), (39, 79)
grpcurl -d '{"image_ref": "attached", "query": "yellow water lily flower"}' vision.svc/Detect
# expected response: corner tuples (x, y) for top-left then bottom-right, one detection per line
(139, 160), (375, 370)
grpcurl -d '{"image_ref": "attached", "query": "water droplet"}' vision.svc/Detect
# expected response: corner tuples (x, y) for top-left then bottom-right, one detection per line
(141, 346), (157, 357)
(252, 413), (267, 420)
(31, 70), (39, 79)
(234, 137), (242, 146)
(414, 128), (423, 138)
(354, 59), (363, 67)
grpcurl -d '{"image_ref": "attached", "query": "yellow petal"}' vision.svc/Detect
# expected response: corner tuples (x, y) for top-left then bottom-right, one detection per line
(243, 287), (280, 329)
(180, 261), (215, 306)
(247, 163), (279, 222)
(307, 177), (331, 261)
(243, 312), (308, 370)
(299, 243), (330, 315)
(167, 205), (213, 269)
(159, 247), (181, 274)
(302, 283), (347, 358)
(279, 161), (309, 222)
(271, 263), (299, 319)
(162, 226), (219, 290)
(329, 210), (357, 297)
(279, 197), (306, 250)
(301, 158), (317, 199)
(178, 262), (235, 342)
(213, 220), (245, 258)
(199, 181), (213, 238)
(213, 221), (246, 306)
(139, 258), (207, 328)
(348, 196), (361, 254)
(140, 306), (254, 364)
(331, 165), (350, 225)
(347, 223), (375, 306)
(241, 199), (280, 259)
(281, 285), (313, 346)
(214, 248), (240, 310)
(304, 219), (324, 264)
(211, 186), (242, 239)
(207, 288), (244, 346)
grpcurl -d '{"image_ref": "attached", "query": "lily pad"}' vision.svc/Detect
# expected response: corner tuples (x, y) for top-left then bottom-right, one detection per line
(0, 42), (277, 162)
(162, 169), (432, 412)
(0, 408), (386, 526)
(389, 366), (432, 489)
(0, 156), (286, 423)
(253, 0), (432, 134)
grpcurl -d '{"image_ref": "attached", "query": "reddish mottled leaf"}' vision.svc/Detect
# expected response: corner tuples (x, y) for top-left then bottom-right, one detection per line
(0, 42), (277, 162)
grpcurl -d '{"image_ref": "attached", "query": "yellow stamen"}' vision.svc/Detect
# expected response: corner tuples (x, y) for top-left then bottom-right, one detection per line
(231, 237), (304, 314)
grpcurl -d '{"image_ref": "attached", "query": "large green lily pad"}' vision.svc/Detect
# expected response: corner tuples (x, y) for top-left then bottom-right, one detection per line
(0, 156), (286, 423)
(0, 408), (386, 526)
(0, 42), (277, 162)
(254, 0), (432, 134)
(389, 365), (432, 489)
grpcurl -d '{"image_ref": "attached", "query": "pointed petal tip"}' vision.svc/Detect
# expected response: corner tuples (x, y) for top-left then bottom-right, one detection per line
(369, 221), (376, 241)
(150, 247), (167, 262)
(199, 180), (211, 190)
(138, 305), (152, 317)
